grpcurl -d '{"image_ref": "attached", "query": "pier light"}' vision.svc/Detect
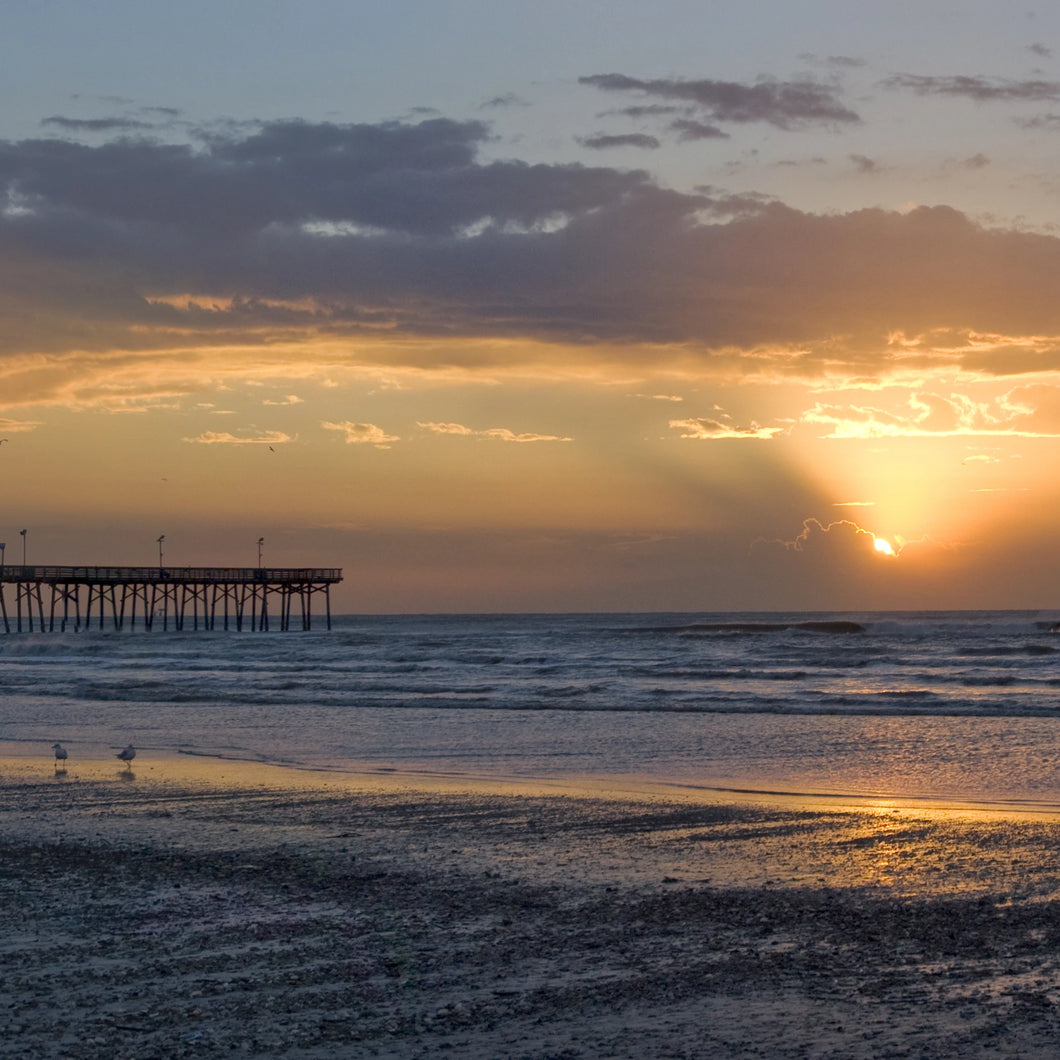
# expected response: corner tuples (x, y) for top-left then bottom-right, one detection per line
(157, 534), (165, 569)
(257, 537), (264, 567)
(19, 528), (25, 567)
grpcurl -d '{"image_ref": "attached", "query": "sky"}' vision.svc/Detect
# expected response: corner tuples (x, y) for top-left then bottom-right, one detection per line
(3, 0), (1060, 612)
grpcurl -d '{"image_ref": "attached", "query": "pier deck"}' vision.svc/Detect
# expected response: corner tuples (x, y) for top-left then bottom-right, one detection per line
(0, 566), (342, 633)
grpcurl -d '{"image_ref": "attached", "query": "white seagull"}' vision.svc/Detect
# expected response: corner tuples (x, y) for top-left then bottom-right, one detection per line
(52, 742), (68, 766)
(116, 744), (136, 767)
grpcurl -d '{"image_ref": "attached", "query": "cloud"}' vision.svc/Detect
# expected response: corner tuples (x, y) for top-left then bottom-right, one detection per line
(418, 421), (472, 436)
(884, 74), (1060, 102)
(801, 385), (1060, 438)
(776, 517), (880, 554)
(41, 115), (155, 132)
(7, 117), (1060, 397)
(743, 517), (976, 610)
(261, 394), (304, 406)
(849, 153), (882, 173)
(580, 133), (661, 150)
(418, 421), (572, 442)
(321, 421), (399, 448)
(613, 105), (683, 118)
(670, 417), (785, 440)
(183, 429), (290, 445)
(1, 117), (647, 239)
(1017, 113), (1060, 130)
(799, 54), (866, 70)
(579, 73), (860, 128)
(479, 93), (527, 109)
(670, 119), (728, 141)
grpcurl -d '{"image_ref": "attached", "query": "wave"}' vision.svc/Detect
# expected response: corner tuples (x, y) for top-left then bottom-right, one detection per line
(631, 620), (867, 635)
(958, 643), (1059, 657)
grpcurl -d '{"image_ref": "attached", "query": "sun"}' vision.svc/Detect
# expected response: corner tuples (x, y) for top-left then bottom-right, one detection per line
(873, 536), (895, 556)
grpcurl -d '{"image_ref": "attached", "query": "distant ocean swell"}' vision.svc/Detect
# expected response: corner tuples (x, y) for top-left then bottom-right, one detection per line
(4, 610), (1060, 729)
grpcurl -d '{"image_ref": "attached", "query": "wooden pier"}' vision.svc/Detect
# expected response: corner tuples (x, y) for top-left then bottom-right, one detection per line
(0, 566), (342, 633)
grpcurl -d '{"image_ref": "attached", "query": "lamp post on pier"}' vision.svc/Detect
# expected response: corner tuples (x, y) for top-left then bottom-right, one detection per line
(257, 537), (264, 569)
(157, 534), (165, 572)
(19, 528), (26, 569)
(0, 543), (6, 632)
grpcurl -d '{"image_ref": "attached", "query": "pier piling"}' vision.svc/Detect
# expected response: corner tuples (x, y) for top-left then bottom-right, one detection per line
(0, 566), (342, 633)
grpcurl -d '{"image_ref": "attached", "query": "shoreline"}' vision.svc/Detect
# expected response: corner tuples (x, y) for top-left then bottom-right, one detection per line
(8, 746), (1060, 822)
(5, 759), (1060, 1055)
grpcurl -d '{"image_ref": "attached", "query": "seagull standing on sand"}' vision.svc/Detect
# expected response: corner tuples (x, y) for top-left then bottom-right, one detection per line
(52, 742), (68, 766)
(116, 745), (136, 767)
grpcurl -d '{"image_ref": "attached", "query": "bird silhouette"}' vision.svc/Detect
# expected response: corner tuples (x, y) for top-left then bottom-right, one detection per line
(52, 742), (68, 766)
(116, 744), (136, 767)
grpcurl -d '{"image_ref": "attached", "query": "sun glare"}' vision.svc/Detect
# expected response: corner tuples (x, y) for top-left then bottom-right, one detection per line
(873, 537), (895, 556)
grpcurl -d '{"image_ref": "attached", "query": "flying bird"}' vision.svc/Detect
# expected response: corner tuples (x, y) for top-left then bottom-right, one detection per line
(52, 742), (68, 765)
(116, 744), (136, 766)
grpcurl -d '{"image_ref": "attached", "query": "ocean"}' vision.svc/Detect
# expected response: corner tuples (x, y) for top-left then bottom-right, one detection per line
(3, 610), (1060, 808)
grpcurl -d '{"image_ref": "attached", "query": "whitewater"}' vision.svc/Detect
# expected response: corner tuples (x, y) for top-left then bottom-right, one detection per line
(2, 610), (1060, 808)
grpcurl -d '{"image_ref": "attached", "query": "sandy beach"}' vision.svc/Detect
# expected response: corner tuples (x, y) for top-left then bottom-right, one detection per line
(4, 757), (1060, 1058)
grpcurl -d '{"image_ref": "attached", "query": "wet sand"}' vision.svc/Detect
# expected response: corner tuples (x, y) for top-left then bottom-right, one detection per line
(4, 756), (1060, 1057)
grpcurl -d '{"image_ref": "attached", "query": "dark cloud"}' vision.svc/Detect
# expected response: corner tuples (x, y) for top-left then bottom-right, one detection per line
(614, 105), (683, 118)
(41, 115), (155, 132)
(799, 54), (866, 69)
(849, 153), (882, 173)
(884, 74), (1060, 102)
(1017, 113), (1060, 129)
(670, 119), (728, 141)
(692, 187), (777, 216)
(1028, 43), (1052, 58)
(579, 73), (860, 128)
(772, 156), (827, 168)
(580, 133), (661, 150)
(5, 118), (1060, 377)
(0, 118), (648, 239)
(479, 93), (527, 109)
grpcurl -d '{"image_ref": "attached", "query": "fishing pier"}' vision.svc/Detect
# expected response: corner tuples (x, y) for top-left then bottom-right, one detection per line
(0, 566), (343, 633)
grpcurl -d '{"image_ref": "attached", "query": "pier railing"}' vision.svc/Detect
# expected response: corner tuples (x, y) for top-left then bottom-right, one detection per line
(0, 566), (342, 584)
(0, 566), (342, 633)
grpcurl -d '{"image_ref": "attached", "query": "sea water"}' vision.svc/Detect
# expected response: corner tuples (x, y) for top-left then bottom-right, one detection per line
(2, 610), (1060, 807)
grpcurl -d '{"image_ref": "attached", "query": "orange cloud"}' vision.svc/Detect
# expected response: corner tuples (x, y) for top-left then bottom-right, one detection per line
(182, 429), (291, 445)
(801, 386), (1060, 438)
(321, 421), (400, 448)
(418, 422), (572, 442)
(670, 417), (785, 439)
(775, 517), (880, 554)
